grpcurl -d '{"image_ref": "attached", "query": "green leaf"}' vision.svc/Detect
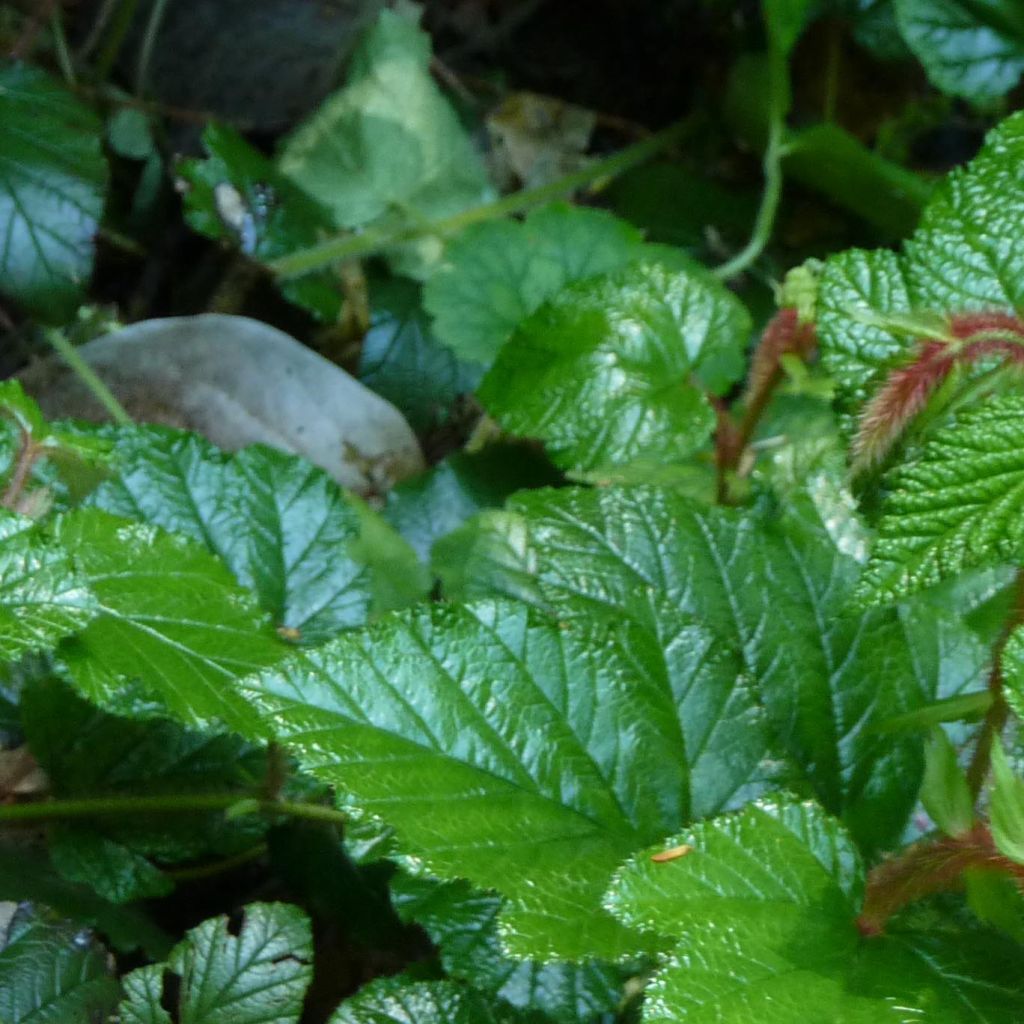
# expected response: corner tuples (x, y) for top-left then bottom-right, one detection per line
(0, 511), (96, 661)
(0, 63), (108, 320)
(386, 445), (560, 563)
(329, 976), (528, 1024)
(919, 727), (973, 835)
(360, 278), (481, 433)
(765, 0), (814, 55)
(278, 8), (493, 277)
(21, 675), (271, 902)
(54, 508), (283, 733)
(435, 484), (988, 853)
(894, 0), (1024, 102)
(0, 844), (171, 957)
(87, 429), (419, 643)
(178, 123), (342, 321)
(0, 906), (120, 1024)
(423, 203), (643, 364)
(119, 902), (313, 1024)
(478, 262), (750, 474)
(392, 874), (630, 1023)
(48, 826), (173, 904)
(605, 798), (1024, 1022)
(240, 596), (764, 960)
(989, 738), (1024, 864)
(818, 110), (1024, 416)
(858, 396), (1024, 603)
(1002, 626), (1024, 721)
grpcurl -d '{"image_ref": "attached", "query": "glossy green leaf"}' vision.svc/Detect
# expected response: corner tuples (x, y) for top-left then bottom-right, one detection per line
(989, 738), (1024, 864)
(240, 596), (763, 960)
(118, 902), (312, 1024)
(0, 906), (120, 1024)
(0, 511), (96, 661)
(859, 396), (1024, 604)
(423, 203), (643, 364)
(0, 845), (171, 957)
(49, 826), (173, 904)
(21, 675), (270, 902)
(478, 262), (750, 473)
(386, 445), (560, 563)
(435, 484), (988, 853)
(279, 8), (493, 277)
(606, 798), (1024, 1022)
(894, 0), (1024, 102)
(54, 508), (283, 733)
(919, 727), (973, 835)
(392, 874), (630, 1023)
(329, 977), (527, 1024)
(1002, 626), (1024, 721)
(178, 123), (342, 321)
(0, 63), (108, 320)
(360, 278), (481, 432)
(818, 110), (1024, 416)
(87, 429), (421, 642)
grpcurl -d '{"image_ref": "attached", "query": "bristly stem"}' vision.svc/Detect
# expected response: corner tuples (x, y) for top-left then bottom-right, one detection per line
(0, 428), (41, 511)
(0, 792), (347, 828)
(268, 119), (691, 278)
(966, 567), (1024, 798)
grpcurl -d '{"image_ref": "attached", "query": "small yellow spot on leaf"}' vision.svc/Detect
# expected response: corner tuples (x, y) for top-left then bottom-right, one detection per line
(651, 844), (693, 863)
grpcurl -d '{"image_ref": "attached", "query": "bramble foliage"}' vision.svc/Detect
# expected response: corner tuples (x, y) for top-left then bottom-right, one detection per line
(7, 1), (1024, 1021)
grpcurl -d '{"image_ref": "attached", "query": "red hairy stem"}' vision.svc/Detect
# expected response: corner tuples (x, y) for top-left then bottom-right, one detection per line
(853, 312), (1024, 471)
(715, 308), (817, 502)
(858, 823), (1024, 937)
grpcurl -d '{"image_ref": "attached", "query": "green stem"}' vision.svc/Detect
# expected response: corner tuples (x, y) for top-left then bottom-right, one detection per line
(0, 793), (347, 828)
(269, 119), (691, 279)
(43, 329), (133, 426)
(50, 9), (76, 86)
(134, 0), (171, 96)
(714, 81), (787, 280)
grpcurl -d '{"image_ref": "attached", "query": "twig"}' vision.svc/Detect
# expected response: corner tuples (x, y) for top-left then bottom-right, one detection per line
(134, 0), (172, 96)
(0, 429), (40, 511)
(269, 118), (692, 279)
(7, 0), (59, 58)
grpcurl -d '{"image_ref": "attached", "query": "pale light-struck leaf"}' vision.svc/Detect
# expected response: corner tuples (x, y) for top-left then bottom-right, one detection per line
(0, 511), (96, 661)
(0, 906), (120, 1024)
(989, 738), (1024, 864)
(894, 0), (1024, 102)
(423, 203), (643, 364)
(0, 63), (108, 320)
(178, 123), (342, 322)
(329, 976), (528, 1024)
(858, 395), (1024, 604)
(278, 8), (493, 277)
(118, 902), (312, 1024)
(86, 428), (427, 643)
(54, 508), (284, 734)
(391, 874), (630, 1024)
(435, 484), (988, 854)
(818, 110), (1024, 416)
(605, 798), (1024, 1023)
(240, 596), (764, 960)
(478, 262), (750, 473)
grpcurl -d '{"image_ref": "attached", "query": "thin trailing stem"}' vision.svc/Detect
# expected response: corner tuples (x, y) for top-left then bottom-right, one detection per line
(0, 792), (347, 829)
(43, 329), (133, 426)
(714, 39), (792, 282)
(268, 119), (691, 278)
(966, 567), (1024, 798)
(134, 0), (171, 96)
(50, 8), (76, 86)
